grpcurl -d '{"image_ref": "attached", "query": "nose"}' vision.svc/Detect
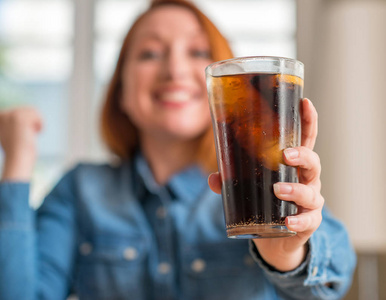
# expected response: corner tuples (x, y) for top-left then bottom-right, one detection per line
(162, 47), (190, 81)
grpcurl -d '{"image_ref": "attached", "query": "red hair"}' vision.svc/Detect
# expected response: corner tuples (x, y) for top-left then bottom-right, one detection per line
(100, 0), (233, 172)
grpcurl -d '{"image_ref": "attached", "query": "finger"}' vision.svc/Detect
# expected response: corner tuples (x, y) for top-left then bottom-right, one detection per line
(301, 98), (318, 150)
(28, 109), (44, 133)
(273, 182), (324, 210)
(286, 210), (322, 233)
(13, 107), (43, 133)
(208, 172), (222, 194)
(283, 146), (321, 184)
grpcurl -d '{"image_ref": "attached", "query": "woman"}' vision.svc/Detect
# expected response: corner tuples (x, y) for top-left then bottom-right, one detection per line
(0, 0), (355, 299)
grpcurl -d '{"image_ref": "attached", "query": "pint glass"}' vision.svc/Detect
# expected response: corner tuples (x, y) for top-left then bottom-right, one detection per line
(206, 56), (304, 238)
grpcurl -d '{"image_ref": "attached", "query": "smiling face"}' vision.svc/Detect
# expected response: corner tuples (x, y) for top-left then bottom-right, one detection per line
(120, 5), (213, 144)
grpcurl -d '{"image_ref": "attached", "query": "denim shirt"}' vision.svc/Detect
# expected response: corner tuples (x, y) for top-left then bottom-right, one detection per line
(0, 154), (356, 300)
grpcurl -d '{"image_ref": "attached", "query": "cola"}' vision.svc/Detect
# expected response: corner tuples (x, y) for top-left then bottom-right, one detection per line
(208, 69), (303, 238)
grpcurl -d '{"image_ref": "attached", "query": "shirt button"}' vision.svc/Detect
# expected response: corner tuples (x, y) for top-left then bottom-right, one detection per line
(156, 206), (167, 219)
(158, 262), (171, 275)
(312, 266), (318, 276)
(123, 247), (138, 261)
(191, 258), (206, 273)
(79, 242), (92, 256)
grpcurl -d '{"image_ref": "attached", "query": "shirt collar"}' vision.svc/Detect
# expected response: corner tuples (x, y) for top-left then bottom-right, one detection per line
(133, 151), (209, 203)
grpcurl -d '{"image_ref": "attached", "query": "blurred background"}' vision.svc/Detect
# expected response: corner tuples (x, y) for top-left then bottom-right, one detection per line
(0, 0), (384, 299)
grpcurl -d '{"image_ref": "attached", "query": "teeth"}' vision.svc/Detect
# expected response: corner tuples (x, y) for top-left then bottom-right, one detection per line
(158, 91), (190, 103)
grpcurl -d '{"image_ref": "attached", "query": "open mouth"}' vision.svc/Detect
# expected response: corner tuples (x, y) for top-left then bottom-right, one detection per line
(157, 90), (192, 103)
(154, 86), (204, 108)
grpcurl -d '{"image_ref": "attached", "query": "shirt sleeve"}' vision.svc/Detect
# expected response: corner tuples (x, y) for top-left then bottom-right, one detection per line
(0, 182), (34, 299)
(0, 168), (79, 300)
(249, 207), (356, 300)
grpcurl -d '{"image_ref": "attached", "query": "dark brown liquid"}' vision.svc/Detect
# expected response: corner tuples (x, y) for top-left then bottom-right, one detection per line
(209, 73), (303, 237)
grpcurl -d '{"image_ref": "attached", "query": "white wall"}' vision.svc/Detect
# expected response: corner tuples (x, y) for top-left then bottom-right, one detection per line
(297, 0), (386, 252)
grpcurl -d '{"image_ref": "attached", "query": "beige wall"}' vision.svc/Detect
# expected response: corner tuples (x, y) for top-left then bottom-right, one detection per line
(297, 0), (386, 252)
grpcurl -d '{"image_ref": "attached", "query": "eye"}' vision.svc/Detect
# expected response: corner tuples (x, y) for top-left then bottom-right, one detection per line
(190, 49), (211, 59)
(138, 49), (162, 60)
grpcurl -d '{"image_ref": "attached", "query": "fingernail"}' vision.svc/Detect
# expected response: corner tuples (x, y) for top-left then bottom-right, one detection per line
(304, 98), (313, 106)
(284, 148), (299, 159)
(273, 183), (292, 194)
(287, 217), (298, 225)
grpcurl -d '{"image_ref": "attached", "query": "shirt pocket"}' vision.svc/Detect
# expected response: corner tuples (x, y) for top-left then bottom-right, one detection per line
(181, 240), (269, 300)
(75, 234), (148, 300)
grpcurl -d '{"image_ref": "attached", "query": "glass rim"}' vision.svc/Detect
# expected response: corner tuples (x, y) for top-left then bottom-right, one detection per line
(205, 56), (304, 79)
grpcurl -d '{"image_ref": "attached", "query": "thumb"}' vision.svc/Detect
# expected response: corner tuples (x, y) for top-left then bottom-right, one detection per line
(208, 172), (222, 194)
